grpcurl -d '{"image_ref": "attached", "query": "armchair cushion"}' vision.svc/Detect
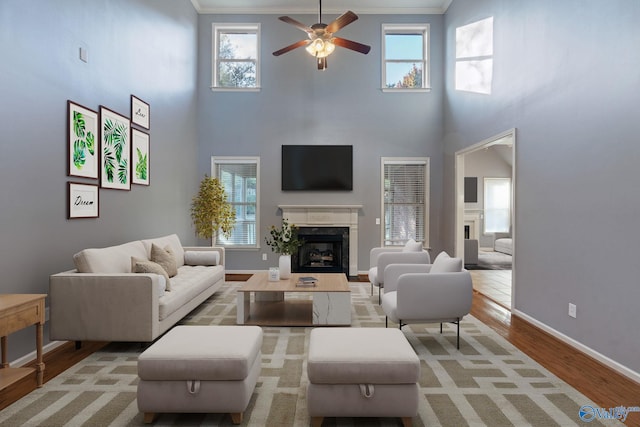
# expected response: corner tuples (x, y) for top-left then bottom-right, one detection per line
(402, 239), (423, 252)
(430, 251), (463, 273)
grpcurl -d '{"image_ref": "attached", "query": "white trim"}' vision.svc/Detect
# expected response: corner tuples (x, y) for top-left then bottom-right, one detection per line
(512, 309), (640, 385)
(212, 23), (260, 90)
(10, 340), (67, 367)
(192, 3), (449, 15)
(381, 23), (430, 90)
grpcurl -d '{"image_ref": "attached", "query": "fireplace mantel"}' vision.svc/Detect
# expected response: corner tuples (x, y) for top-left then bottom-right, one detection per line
(278, 205), (362, 276)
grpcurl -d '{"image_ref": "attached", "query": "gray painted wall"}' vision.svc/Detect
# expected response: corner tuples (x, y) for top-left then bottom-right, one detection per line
(0, 0), (198, 362)
(196, 13), (446, 271)
(443, 0), (640, 373)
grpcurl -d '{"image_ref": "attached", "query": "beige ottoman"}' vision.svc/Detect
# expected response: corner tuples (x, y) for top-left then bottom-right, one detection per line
(137, 325), (262, 424)
(307, 328), (420, 427)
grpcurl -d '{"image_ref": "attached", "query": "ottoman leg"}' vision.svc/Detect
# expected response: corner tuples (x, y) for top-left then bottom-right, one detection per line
(311, 416), (324, 427)
(401, 416), (413, 427)
(143, 413), (156, 424)
(230, 412), (243, 424)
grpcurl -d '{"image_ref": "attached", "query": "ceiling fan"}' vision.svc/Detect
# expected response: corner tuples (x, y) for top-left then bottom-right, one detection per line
(272, 0), (371, 70)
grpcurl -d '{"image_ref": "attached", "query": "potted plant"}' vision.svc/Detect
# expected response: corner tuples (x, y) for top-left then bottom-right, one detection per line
(264, 219), (303, 279)
(190, 175), (236, 243)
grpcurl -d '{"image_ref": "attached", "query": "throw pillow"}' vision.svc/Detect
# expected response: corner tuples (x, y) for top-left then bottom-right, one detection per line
(402, 238), (423, 252)
(430, 251), (463, 273)
(184, 251), (220, 266)
(132, 258), (171, 292)
(151, 244), (178, 278)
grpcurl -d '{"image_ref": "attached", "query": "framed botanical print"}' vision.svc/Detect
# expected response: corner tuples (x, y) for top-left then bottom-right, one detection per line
(68, 101), (98, 179)
(68, 182), (99, 218)
(131, 95), (150, 129)
(100, 106), (131, 190)
(132, 128), (150, 186)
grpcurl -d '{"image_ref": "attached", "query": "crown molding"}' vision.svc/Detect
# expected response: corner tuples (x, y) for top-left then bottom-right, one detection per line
(191, 0), (452, 15)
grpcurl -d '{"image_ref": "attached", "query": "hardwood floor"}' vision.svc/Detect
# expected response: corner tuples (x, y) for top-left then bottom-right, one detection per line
(470, 269), (512, 309)
(2, 275), (639, 426)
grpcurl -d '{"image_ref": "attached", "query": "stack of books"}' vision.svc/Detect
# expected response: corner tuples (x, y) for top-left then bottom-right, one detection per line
(296, 276), (318, 287)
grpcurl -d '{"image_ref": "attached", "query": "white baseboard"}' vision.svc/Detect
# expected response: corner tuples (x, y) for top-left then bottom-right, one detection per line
(11, 340), (67, 368)
(512, 308), (640, 385)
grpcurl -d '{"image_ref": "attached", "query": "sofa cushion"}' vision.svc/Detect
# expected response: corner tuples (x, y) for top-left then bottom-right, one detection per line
(132, 257), (171, 292)
(142, 234), (185, 267)
(368, 267), (378, 286)
(73, 241), (148, 273)
(184, 251), (220, 266)
(151, 244), (178, 278)
(402, 239), (423, 252)
(430, 251), (463, 273)
(158, 265), (224, 320)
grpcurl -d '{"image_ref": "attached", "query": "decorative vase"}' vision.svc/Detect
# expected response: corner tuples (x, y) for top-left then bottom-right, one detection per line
(279, 254), (291, 279)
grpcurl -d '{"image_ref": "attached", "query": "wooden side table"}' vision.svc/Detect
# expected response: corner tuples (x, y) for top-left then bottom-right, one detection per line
(0, 294), (47, 391)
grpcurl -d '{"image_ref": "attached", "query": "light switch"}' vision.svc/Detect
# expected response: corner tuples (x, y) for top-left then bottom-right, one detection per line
(79, 47), (88, 63)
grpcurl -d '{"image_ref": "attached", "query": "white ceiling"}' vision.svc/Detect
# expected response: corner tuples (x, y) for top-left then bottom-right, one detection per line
(190, 0), (453, 15)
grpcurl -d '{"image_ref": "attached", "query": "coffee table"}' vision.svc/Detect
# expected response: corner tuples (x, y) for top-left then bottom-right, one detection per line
(236, 272), (351, 326)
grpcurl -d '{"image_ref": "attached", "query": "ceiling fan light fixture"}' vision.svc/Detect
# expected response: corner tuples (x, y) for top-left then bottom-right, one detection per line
(305, 38), (335, 58)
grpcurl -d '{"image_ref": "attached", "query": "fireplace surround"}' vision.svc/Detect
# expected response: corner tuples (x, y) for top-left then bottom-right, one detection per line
(278, 205), (361, 277)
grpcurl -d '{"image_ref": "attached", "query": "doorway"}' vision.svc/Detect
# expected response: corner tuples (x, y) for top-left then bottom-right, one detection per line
(455, 129), (516, 309)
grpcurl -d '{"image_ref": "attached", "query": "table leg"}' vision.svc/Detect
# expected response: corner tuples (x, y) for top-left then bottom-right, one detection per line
(1, 335), (8, 368)
(237, 291), (250, 324)
(35, 322), (44, 387)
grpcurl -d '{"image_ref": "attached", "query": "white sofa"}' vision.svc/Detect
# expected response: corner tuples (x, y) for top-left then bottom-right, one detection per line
(50, 234), (225, 343)
(493, 232), (513, 255)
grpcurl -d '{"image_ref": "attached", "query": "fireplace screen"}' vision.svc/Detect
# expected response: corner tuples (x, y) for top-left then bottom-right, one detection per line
(293, 227), (349, 274)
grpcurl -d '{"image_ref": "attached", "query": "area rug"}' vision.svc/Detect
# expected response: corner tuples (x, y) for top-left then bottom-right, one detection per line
(467, 250), (512, 271)
(0, 282), (620, 427)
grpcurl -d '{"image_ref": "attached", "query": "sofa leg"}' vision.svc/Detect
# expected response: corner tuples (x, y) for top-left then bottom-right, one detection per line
(440, 323), (443, 334)
(385, 317), (388, 328)
(457, 318), (461, 349)
(378, 286), (382, 304)
(311, 416), (324, 427)
(401, 417), (413, 427)
(75, 341), (82, 350)
(143, 413), (156, 424)
(230, 412), (243, 424)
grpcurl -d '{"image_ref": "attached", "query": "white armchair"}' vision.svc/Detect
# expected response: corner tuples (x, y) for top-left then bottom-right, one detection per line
(381, 252), (473, 349)
(368, 240), (431, 304)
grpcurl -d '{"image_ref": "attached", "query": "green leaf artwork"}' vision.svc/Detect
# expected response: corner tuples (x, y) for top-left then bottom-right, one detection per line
(68, 102), (98, 178)
(100, 109), (129, 188)
(135, 148), (147, 180)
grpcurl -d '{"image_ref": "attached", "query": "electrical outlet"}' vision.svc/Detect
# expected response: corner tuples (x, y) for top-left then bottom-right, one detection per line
(568, 303), (577, 318)
(262, 253), (267, 261)
(375, 218), (380, 225)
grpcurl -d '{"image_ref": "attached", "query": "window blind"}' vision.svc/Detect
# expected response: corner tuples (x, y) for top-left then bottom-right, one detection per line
(213, 158), (258, 247)
(383, 159), (428, 246)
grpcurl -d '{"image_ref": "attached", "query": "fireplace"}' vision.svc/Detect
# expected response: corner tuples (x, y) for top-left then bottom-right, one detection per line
(293, 227), (349, 274)
(278, 205), (362, 277)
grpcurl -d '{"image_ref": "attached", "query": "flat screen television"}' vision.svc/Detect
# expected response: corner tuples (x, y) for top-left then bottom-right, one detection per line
(282, 145), (353, 191)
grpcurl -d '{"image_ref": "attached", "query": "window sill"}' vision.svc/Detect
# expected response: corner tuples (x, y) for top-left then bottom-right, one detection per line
(381, 88), (431, 93)
(210, 87), (261, 92)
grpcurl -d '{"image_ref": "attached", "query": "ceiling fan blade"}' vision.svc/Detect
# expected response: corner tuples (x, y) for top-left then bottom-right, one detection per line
(273, 39), (310, 56)
(325, 11), (358, 34)
(333, 37), (371, 55)
(278, 16), (314, 34)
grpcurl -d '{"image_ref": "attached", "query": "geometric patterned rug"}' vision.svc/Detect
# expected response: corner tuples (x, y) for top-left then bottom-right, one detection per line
(0, 282), (621, 427)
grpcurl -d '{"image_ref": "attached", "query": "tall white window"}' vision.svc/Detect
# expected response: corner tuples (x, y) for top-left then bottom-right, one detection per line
(455, 17), (493, 94)
(382, 24), (430, 91)
(212, 157), (259, 247)
(484, 177), (511, 233)
(212, 23), (260, 90)
(381, 158), (430, 246)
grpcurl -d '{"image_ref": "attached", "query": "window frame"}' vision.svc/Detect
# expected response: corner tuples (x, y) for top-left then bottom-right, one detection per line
(381, 23), (430, 92)
(211, 23), (261, 92)
(380, 157), (430, 247)
(211, 156), (260, 249)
